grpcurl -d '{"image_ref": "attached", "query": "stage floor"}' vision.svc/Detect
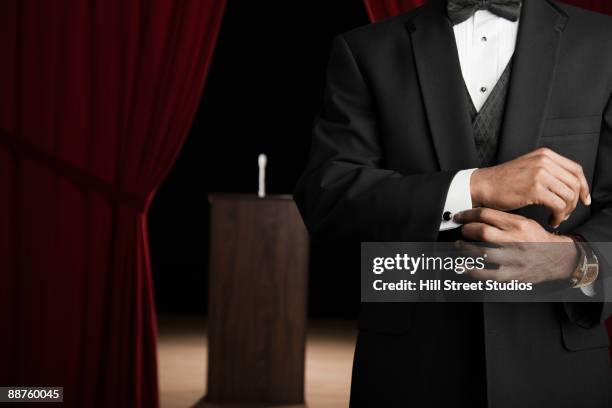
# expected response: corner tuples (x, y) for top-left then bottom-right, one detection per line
(158, 316), (357, 408)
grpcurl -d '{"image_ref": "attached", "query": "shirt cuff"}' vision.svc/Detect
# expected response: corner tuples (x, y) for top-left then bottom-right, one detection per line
(440, 168), (478, 231)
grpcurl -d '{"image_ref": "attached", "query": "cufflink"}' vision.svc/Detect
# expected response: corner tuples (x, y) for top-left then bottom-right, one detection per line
(443, 211), (453, 222)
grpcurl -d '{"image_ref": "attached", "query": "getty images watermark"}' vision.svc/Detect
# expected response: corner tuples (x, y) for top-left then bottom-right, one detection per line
(361, 242), (612, 302)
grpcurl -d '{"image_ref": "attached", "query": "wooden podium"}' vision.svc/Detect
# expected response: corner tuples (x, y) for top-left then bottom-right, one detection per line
(201, 194), (309, 408)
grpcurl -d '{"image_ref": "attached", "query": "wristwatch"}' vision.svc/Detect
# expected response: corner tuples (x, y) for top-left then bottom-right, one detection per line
(568, 235), (599, 289)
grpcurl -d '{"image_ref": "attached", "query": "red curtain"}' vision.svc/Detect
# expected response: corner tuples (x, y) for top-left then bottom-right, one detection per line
(362, 0), (612, 361)
(364, 0), (612, 21)
(561, 0), (612, 14)
(364, 0), (426, 21)
(0, 1), (226, 406)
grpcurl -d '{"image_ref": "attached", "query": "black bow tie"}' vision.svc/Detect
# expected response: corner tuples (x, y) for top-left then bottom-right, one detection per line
(447, 0), (522, 25)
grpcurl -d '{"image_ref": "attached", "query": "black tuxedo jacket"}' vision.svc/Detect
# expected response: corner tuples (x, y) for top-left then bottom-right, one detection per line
(295, 0), (612, 406)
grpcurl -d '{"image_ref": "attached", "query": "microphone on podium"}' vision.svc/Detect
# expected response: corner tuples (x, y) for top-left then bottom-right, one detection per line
(258, 154), (267, 198)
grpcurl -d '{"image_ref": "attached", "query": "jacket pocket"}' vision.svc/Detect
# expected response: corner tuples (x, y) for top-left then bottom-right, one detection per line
(543, 115), (601, 138)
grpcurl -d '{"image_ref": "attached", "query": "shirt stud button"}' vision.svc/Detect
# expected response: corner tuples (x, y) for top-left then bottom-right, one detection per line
(443, 211), (453, 222)
(481, 36), (488, 42)
(480, 86), (487, 93)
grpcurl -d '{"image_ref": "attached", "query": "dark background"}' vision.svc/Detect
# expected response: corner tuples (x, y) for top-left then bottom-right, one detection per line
(148, 0), (369, 317)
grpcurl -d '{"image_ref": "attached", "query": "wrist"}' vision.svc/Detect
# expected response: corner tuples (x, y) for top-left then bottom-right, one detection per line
(552, 234), (580, 280)
(470, 168), (488, 208)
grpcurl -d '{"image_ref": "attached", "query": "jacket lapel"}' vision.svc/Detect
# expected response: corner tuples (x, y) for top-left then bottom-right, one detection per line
(407, 0), (478, 171)
(496, 0), (568, 163)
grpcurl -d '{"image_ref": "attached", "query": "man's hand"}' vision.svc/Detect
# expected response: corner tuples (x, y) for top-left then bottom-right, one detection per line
(454, 208), (579, 284)
(470, 148), (591, 228)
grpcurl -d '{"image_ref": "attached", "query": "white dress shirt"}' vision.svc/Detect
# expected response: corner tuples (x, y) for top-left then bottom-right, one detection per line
(440, 10), (518, 231)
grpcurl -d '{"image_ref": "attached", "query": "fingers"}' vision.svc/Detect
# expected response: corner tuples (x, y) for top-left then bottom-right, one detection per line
(529, 148), (591, 206)
(525, 148), (591, 226)
(539, 158), (580, 211)
(460, 222), (505, 242)
(543, 159), (581, 205)
(455, 208), (540, 243)
(455, 241), (515, 266)
(454, 208), (517, 230)
(535, 169), (574, 227)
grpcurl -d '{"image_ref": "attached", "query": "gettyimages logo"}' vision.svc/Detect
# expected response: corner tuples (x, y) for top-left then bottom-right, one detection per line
(372, 253), (486, 275)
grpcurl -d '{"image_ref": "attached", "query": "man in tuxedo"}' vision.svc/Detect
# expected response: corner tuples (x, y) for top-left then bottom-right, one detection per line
(295, 0), (612, 406)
